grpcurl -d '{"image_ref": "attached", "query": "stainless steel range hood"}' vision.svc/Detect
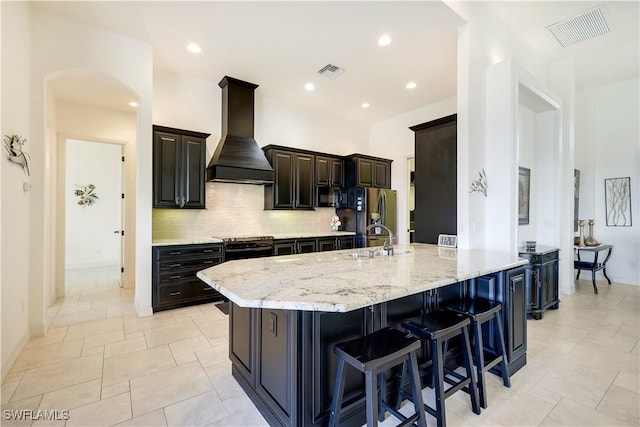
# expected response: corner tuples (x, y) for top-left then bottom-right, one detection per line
(206, 76), (274, 184)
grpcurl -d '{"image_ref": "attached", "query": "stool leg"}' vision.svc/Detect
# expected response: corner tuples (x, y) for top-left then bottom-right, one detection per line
(603, 268), (612, 284)
(576, 270), (581, 280)
(461, 326), (481, 415)
(365, 370), (379, 427)
(472, 320), (487, 409)
(329, 358), (347, 427)
(494, 312), (511, 388)
(394, 361), (407, 410)
(407, 352), (428, 427)
(377, 372), (385, 422)
(431, 338), (447, 427)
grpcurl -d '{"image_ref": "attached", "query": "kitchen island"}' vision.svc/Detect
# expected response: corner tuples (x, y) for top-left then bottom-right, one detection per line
(197, 244), (529, 427)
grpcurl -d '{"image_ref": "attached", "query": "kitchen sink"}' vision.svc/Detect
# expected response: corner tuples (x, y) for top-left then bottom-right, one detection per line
(348, 248), (411, 259)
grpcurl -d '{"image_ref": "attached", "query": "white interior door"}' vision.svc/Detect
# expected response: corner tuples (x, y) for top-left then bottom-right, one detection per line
(65, 139), (124, 289)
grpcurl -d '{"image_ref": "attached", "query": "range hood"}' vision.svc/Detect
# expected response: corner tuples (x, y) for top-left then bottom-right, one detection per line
(206, 76), (274, 184)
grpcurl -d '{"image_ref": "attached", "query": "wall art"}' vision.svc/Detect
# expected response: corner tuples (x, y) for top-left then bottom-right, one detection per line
(3, 134), (30, 176)
(469, 168), (488, 197)
(605, 177), (632, 226)
(75, 184), (99, 207)
(518, 167), (531, 225)
(574, 169), (580, 232)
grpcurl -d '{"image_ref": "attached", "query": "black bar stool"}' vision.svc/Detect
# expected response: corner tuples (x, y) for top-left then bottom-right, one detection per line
(399, 310), (480, 427)
(329, 326), (427, 427)
(445, 298), (511, 408)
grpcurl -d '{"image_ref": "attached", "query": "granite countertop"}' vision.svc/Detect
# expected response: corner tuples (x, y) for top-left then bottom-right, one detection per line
(196, 243), (528, 313)
(152, 231), (356, 246)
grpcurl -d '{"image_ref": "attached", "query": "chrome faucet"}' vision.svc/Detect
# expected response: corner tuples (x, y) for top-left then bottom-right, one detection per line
(365, 223), (394, 256)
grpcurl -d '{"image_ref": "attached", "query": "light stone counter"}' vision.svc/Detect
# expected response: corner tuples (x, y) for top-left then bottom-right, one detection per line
(152, 237), (224, 246)
(197, 243), (528, 312)
(152, 231), (355, 246)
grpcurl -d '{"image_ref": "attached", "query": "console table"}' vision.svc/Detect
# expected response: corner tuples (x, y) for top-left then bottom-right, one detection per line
(519, 247), (560, 320)
(574, 244), (613, 294)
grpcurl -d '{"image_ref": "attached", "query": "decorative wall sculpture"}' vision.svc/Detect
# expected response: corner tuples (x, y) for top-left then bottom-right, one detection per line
(605, 177), (632, 226)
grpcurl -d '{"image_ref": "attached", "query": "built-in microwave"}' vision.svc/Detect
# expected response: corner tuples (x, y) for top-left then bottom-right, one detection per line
(317, 187), (344, 208)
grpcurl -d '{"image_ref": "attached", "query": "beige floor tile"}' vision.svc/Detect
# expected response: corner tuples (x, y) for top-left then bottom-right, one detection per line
(104, 337), (147, 358)
(541, 396), (632, 426)
(535, 371), (608, 409)
(51, 309), (107, 328)
(66, 392), (132, 427)
(164, 390), (227, 426)
(614, 370), (640, 393)
(124, 312), (176, 334)
(24, 328), (67, 349)
(196, 342), (229, 368)
(597, 384), (640, 426)
(169, 335), (211, 357)
(205, 362), (245, 400)
(213, 393), (269, 427)
(1, 395), (44, 426)
(113, 409), (167, 427)
(83, 330), (125, 350)
(102, 381), (130, 399)
(130, 361), (213, 417)
(38, 379), (101, 411)
(12, 354), (103, 401)
(10, 339), (83, 372)
(197, 318), (229, 341)
(81, 345), (104, 357)
(3, 370), (25, 384)
(569, 340), (640, 373)
(1, 381), (19, 404)
(584, 329), (638, 352)
(64, 317), (123, 341)
(102, 345), (176, 386)
(143, 320), (204, 347)
(174, 352), (198, 365)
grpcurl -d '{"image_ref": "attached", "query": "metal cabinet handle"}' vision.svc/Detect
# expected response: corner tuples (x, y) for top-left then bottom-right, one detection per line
(170, 275), (181, 279)
(170, 291), (181, 296)
(203, 249), (214, 253)
(203, 260), (214, 265)
(170, 251), (181, 255)
(169, 263), (181, 268)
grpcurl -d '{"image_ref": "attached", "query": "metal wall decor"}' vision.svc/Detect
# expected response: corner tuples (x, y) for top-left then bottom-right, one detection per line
(518, 167), (531, 225)
(605, 177), (632, 226)
(3, 134), (30, 176)
(469, 168), (488, 197)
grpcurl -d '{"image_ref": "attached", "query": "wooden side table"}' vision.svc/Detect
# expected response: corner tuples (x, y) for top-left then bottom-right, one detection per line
(574, 244), (613, 294)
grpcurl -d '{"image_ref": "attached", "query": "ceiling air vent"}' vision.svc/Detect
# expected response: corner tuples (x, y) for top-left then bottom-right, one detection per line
(317, 64), (345, 80)
(546, 5), (610, 48)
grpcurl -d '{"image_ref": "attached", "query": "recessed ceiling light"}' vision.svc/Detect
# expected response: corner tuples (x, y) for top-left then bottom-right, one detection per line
(406, 81), (417, 89)
(378, 34), (391, 46)
(361, 102), (370, 109)
(304, 82), (315, 91)
(128, 101), (138, 108)
(187, 43), (201, 54)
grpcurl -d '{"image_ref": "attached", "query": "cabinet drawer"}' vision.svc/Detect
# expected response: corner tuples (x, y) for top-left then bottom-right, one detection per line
(157, 282), (219, 305)
(158, 257), (223, 273)
(155, 244), (223, 260)
(542, 252), (558, 263)
(158, 262), (221, 284)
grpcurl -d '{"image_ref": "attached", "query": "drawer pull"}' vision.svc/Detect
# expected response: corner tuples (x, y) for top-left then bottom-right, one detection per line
(170, 251), (181, 255)
(170, 291), (182, 296)
(203, 287), (213, 291)
(203, 249), (214, 253)
(170, 263), (181, 268)
(170, 275), (181, 279)
(203, 260), (214, 265)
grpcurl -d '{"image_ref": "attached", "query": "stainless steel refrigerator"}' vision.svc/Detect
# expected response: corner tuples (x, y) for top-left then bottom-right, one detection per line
(337, 187), (397, 248)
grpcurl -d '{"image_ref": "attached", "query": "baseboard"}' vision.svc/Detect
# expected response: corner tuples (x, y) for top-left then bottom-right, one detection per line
(1, 331), (30, 383)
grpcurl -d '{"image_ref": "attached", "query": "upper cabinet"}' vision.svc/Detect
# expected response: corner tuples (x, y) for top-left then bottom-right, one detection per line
(264, 146), (315, 210)
(153, 125), (210, 209)
(344, 155), (392, 189)
(315, 155), (343, 187)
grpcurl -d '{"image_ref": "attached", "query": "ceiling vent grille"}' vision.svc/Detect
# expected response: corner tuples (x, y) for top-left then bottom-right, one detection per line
(317, 64), (345, 80)
(546, 6), (610, 48)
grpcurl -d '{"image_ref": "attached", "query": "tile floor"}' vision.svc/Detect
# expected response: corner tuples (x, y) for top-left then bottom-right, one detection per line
(1, 277), (638, 426)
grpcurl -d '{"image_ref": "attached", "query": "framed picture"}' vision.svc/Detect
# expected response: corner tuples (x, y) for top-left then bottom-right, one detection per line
(437, 234), (457, 248)
(605, 177), (632, 226)
(518, 167), (531, 225)
(574, 169), (580, 232)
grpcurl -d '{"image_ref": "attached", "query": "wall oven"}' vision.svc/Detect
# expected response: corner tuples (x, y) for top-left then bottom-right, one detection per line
(223, 236), (274, 261)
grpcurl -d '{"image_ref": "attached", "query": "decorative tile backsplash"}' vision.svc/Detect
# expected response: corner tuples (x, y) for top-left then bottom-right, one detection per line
(152, 182), (337, 240)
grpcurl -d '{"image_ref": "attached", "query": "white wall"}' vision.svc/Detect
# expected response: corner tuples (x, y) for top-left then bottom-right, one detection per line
(1, 1), (32, 381)
(56, 99), (136, 290)
(576, 77), (640, 285)
(368, 98), (457, 245)
(65, 139), (123, 270)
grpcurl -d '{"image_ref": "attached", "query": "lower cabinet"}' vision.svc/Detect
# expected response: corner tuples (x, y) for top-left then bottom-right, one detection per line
(518, 248), (560, 320)
(152, 243), (224, 311)
(274, 238), (317, 256)
(317, 236), (356, 252)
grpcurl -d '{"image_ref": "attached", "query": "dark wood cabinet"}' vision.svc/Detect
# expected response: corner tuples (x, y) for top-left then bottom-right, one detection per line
(410, 115), (457, 243)
(519, 248), (560, 319)
(264, 148), (315, 210)
(315, 155), (343, 187)
(316, 236), (355, 252)
(152, 243), (224, 311)
(345, 155), (392, 189)
(273, 238), (317, 256)
(153, 125), (209, 209)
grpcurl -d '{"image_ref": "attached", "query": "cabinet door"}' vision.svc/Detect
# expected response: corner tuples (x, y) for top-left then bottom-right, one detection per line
(373, 161), (390, 189)
(356, 158), (374, 187)
(540, 261), (558, 307)
(338, 236), (355, 250)
(297, 239), (317, 254)
(317, 238), (337, 252)
(259, 309), (293, 419)
(153, 131), (181, 207)
(506, 267), (527, 364)
(273, 151), (295, 209)
(315, 156), (331, 186)
(274, 241), (296, 256)
(182, 135), (206, 208)
(295, 153), (315, 209)
(330, 158), (343, 187)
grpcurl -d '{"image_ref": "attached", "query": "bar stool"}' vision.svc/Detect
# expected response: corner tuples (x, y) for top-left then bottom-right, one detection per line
(445, 298), (511, 408)
(329, 326), (427, 427)
(399, 310), (480, 427)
